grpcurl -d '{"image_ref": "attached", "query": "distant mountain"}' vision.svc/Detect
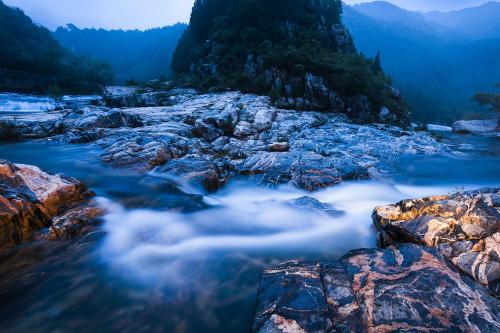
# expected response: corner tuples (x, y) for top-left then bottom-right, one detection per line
(352, 1), (445, 35)
(54, 23), (187, 83)
(0, 0), (113, 92)
(424, 1), (500, 39)
(343, 2), (500, 124)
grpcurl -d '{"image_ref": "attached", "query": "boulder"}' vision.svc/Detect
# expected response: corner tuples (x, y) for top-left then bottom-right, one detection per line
(254, 244), (500, 333)
(0, 160), (92, 251)
(47, 203), (106, 241)
(373, 188), (500, 296)
(452, 119), (499, 134)
(156, 156), (228, 192)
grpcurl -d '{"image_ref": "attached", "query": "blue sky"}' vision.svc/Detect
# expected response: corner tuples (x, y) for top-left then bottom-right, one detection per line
(3, 0), (493, 30)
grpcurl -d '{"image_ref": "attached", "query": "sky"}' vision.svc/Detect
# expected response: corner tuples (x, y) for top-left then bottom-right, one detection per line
(3, 0), (494, 30)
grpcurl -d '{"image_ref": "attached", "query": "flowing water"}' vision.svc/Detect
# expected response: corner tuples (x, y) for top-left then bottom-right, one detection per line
(0, 104), (499, 332)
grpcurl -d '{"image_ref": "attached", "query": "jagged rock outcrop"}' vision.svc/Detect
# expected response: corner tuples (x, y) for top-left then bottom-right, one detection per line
(173, 0), (409, 125)
(0, 160), (95, 251)
(373, 188), (500, 296)
(254, 244), (500, 333)
(0, 90), (447, 192)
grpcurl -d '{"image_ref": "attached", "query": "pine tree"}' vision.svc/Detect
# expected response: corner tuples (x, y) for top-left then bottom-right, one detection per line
(372, 50), (382, 73)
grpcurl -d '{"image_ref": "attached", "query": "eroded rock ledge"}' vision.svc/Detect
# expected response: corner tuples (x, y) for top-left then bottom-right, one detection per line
(254, 244), (499, 333)
(0, 160), (102, 251)
(0, 89), (447, 192)
(373, 188), (500, 296)
(255, 189), (500, 332)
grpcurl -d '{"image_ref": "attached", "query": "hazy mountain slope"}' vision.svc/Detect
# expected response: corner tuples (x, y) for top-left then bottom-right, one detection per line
(343, 3), (500, 124)
(0, 0), (112, 92)
(54, 23), (187, 83)
(424, 1), (500, 39)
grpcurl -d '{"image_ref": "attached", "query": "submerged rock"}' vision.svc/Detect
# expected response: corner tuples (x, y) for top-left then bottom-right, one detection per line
(0, 160), (93, 251)
(373, 188), (500, 296)
(254, 244), (500, 333)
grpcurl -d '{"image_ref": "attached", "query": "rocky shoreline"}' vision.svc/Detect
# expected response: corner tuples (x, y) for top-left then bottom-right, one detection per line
(0, 88), (448, 193)
(0, 88), (498, 331)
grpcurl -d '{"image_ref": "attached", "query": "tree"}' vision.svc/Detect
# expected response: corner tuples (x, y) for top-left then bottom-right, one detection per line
(472, 83), (500, 113)
(372, 50), (382, 73)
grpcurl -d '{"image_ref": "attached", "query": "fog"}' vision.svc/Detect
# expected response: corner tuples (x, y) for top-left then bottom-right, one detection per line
(3, 0), (492, 30)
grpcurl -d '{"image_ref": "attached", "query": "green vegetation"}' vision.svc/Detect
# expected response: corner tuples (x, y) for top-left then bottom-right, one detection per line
(173, 0), (408, 124)
(53, 23), (187, 84)
(473, 83), (500, 113)
(0, 1), (113, 93)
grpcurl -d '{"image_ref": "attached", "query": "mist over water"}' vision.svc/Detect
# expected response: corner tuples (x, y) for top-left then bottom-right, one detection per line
(0, 131), (499, 332)
(98, 180), (478, 286)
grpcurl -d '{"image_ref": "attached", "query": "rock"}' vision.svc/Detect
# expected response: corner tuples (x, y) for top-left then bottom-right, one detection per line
(254, 244), (500, 333)
(1, 91), (449, 192)
(155, 156), (228, 192)
(452, 119), (499, 134)
(0, 160), (92, 251)
(103, 86), (188, 108)
(47, 203), (105, 241)
(284, 196), (343, 217)
(379, 106), (396, 123)
(373, 188), (500, 296)
(268, 142), (289, 152)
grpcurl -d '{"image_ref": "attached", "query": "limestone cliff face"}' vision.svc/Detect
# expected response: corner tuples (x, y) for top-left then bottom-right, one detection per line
(172, 0), (410, 125)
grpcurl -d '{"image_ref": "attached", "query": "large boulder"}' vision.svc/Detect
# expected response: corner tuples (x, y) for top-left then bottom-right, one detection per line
(452, 119), (499, 134)
(373, 188), (500, 296)
(0, 160), (93, 251)
(254, 244), (500, 333)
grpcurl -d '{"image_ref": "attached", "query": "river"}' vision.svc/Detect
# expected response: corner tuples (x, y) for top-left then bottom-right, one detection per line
(0, 96), (499, 333)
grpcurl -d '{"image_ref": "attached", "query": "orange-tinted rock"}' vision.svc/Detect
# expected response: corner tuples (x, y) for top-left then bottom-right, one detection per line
(373, 188), (500, 296)
(48, 203), (106, 241)
(0, 160), (92, 251)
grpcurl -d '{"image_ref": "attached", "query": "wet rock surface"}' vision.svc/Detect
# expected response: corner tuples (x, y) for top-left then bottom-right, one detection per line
(0, 89), (448, 192)
(0, 160), (97, 251)
(373, 188), (500, 296)
(254, 244), (500, 333)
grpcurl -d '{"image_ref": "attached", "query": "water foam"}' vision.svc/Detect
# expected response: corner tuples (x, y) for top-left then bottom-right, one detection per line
(99, 180), (467, 282)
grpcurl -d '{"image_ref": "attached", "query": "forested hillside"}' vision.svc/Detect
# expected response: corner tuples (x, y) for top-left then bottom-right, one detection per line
(0, 1), (113, 92)
(173, 0), (409, 125)
(54, 23), (187, 83)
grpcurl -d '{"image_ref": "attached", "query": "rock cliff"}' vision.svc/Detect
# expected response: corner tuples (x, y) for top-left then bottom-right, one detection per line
(172, 0), (409, 125)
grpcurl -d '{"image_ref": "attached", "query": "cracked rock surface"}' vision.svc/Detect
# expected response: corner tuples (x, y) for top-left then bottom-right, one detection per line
(254, 244), (500, 333)
(373, 188), (500, 296)
(0, 89), (448, 192)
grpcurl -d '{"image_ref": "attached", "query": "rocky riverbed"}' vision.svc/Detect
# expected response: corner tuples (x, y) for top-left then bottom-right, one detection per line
(0, 88), (448, 193)
(0, 89), (499, 333)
